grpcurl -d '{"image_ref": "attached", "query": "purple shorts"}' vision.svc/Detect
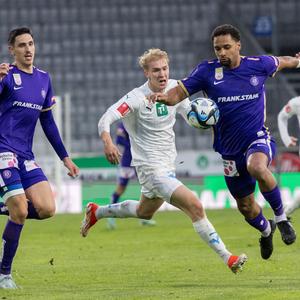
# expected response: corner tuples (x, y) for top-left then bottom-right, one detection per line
(223, 137), (276, 199)
(0, 152), (48, 202)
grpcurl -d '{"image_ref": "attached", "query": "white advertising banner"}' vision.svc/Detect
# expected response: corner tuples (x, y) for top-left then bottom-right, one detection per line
(175, 150), (223, 176)
(51, 180), (82, 213)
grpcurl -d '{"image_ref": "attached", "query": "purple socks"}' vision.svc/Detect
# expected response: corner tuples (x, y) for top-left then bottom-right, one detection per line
(0, 220), (23, 275)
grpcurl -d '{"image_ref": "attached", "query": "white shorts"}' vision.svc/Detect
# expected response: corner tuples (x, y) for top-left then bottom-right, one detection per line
(135, 165), (183, 202)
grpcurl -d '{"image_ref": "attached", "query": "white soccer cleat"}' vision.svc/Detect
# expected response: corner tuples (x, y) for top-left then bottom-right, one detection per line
(0, 274), (17, 289)
(227, 253), (248, 274)
(80, 202), (99, 237)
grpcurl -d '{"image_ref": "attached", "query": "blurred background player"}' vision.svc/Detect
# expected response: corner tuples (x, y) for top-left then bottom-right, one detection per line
(107, 122), (156, 229)
(81, 48), (247, 274)
(0, 27), (79, 289)
(278, 96), (300, 216)
(149, 24), (300, 260)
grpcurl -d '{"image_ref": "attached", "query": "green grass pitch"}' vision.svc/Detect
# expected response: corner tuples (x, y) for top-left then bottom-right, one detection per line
(1, 208), (300, 299)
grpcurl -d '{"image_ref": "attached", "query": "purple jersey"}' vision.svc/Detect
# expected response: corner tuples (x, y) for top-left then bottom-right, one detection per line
(116, 122), (132, 167)
(0, 65), (55, 159)
(180, 55), (279, 156)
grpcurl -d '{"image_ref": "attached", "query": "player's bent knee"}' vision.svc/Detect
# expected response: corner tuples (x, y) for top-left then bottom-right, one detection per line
(37, 205), (56, 219)
(247, 163), (267, 178)
(237, 202), (253, 216)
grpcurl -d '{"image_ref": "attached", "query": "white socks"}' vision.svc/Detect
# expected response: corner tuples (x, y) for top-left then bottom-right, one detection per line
(95, 200), (139, 219)
(193, 217), (231, 264)
(274, 212), (287, 224)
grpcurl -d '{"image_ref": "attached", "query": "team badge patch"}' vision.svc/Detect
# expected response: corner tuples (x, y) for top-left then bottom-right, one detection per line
(215, 68), (223, 80)
(156, 103), (168, 116)
(250, 76), (259, 86)
(285, 104), (291, 113)
(13, 73), (22, 86)
(2, 170), (12, 179)
(223, 159), (239, 177)
(117, 102), (130, 116)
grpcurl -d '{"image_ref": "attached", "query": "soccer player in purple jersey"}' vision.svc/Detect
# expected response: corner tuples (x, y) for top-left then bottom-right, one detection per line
(0, 27), (79, 288)
(149, 24), (300, 260)
(107, 122), (156, 229)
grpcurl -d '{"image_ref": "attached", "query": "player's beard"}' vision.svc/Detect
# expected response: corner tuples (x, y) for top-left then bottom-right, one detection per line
(219, 58), (231, 67)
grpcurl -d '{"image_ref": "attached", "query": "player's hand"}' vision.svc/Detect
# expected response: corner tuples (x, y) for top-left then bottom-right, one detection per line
(104, 142), (121, 165)
(0, 63), (10, 81)
(148, 93), (169, 104)
(295, 52), (300, 59)
(288, 136), (298, 147)
(63, 157), (80, 178)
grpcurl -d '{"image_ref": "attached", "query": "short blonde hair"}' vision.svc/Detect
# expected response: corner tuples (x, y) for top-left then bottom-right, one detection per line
(138, 48), (169, 70)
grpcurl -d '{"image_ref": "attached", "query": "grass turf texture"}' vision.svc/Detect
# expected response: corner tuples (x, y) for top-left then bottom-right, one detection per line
(1, 208), (300, 299)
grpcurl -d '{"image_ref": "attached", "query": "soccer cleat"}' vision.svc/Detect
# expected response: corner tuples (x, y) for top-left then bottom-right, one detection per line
(259, 219), (276, 260)
(277, 220), (296, 245)
(227, 253), (247, 274)
(107, 218), (116, 230)
(140, 219), (156, 226)
(80, 202), (99, 237)
(0, 274), (17, 289)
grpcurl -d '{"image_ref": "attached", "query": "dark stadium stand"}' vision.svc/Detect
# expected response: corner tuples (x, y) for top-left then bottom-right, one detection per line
(0, 0), (299, 154)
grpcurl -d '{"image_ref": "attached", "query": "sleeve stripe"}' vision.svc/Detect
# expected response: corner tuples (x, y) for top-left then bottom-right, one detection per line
(270, 55), (280, 77)
(41, 103), (56, 112)
(178, 80), (190, 96)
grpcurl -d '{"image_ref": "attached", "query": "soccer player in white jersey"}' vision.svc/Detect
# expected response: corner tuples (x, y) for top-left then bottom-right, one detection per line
(0, 27), (79, 289)
(278, 96), (300, 216)
(80, 48), (247, 274)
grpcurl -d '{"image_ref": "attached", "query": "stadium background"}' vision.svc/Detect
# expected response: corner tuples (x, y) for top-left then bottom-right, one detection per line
(1, 0), (300, 212)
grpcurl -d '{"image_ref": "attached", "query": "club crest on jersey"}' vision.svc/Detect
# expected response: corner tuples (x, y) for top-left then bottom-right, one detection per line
(41, 89), (46, 99)
(13, 73), (22, 86)
(215, 68), (223, 80)
(2, 170), (12, 179)
(250, 76), (259, 86)
(156, 103), (168, 117)
(117, 102), (130, 116)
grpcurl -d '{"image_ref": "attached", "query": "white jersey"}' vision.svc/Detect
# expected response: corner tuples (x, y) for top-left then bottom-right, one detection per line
(98, 79), (190, 168)
(278, 96), (300, 153)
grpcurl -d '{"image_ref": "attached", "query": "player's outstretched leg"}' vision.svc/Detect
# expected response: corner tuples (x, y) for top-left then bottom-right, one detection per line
(80, 203), (99, 237)
(259, 220), (276, 259)
(227, 254), (248, 274)
(80, 200), (140, 237)
(262, 186), (296, 245)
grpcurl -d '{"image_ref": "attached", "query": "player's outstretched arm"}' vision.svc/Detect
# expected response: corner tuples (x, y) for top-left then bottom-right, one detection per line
(149, 85), (186, 105)
(277, 53), (300, 71)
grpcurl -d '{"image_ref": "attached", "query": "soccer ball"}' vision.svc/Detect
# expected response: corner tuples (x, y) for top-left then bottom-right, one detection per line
(187, 97), (219, 129)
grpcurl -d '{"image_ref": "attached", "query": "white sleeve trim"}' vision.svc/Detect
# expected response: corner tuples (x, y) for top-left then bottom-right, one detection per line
(277, 109), (292, 147)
